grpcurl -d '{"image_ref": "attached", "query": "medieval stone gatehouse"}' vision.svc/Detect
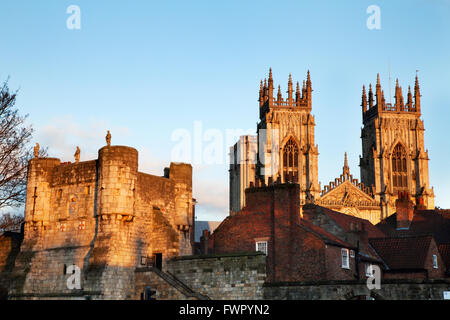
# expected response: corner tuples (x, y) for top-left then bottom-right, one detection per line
(6, 138), (195, 299)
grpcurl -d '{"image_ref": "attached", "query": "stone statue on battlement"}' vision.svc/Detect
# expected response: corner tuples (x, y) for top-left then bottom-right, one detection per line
(106, 130), (111, 146)
(74, 146), (80, 163)
(34, 143), (39, 158)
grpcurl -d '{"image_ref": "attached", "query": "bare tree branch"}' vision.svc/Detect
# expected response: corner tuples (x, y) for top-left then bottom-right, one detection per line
(0, 213), (24, 232)
(0, 79), (46, 210)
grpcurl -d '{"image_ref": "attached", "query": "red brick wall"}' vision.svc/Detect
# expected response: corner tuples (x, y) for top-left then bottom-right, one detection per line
(324, 245), (356, 280)
(424, 239), (446, 279)
(383, 271), (427, 279)
(212, 184), (334, 282)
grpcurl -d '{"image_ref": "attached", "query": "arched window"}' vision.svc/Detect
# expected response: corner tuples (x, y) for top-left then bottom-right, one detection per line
(392, 144), (407, 189)
(282, 138), (299, 182)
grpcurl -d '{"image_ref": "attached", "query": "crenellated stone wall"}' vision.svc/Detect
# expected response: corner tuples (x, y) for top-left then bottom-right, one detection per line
(6, 144), (194, 300)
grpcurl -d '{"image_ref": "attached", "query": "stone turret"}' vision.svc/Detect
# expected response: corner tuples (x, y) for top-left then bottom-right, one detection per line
(97, 145), (138, 221)
(24, 157), (61, 239)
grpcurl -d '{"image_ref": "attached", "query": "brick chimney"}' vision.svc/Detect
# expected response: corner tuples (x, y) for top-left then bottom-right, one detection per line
(415, 195), (426, 210)
(200, 229), (210, 254)
(396, 191), (414, 229)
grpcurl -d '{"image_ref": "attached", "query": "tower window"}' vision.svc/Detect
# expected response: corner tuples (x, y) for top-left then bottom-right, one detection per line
(282, 138), (299, 183)
(392, 144), (407, 189)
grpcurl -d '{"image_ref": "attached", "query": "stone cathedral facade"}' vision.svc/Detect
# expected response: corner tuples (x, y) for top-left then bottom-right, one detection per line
(229, 69), (435, 224)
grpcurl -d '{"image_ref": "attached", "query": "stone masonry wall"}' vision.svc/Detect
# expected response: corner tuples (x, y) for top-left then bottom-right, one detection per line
(7, 144), (194, 299)
(263, 279), (450, 300)
(165, 253), (267, 300)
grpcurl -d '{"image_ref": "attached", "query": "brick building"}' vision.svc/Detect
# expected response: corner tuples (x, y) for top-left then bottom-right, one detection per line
(205, 182), (448, 284)
(376, 192), (450, 276)
(206, 183), (384, 283)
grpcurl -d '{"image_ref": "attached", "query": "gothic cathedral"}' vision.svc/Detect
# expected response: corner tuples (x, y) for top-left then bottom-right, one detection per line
(229, 68), (435, 224)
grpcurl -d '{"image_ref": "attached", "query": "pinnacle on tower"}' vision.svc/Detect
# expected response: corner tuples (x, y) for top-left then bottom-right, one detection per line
(259, 80), (264, 106)
(306, 70), (312, 109)
(277, 85), (282, 102)
(268, 68), (274, 102)
(287, 73), (293, 106)
(361, 85), (367, 112)
(368, 84), (374, 108)
(407, 85), (413, 109)
(376, 74), (382, 107)
(296, 81), (300, 103)
(343, 152), (350, 175)
(395, 78), (403, 110)
(415, 74), (421, 113)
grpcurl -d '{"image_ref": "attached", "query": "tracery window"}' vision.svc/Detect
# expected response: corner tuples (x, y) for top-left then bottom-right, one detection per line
(392, 144), (407, 189)
(282, 138), (299, 183)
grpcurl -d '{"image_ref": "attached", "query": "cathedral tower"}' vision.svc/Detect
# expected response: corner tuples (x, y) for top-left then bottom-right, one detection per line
(359, 74), (434, 218)
(256, 68), (319, 204)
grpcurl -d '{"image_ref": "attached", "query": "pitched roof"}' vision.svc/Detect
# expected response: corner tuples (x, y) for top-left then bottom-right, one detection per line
(194, 221), (222, 242)
(438, 244), (450, 270)
(369, 235), (434, 270)
(319, 206), (385, 239)
(298, 218), (354, 248)
(377, 209), (450, 245)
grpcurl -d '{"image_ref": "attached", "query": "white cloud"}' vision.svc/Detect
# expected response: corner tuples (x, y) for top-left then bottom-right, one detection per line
(34, 116), (230, 221)
(36, 115), (129, 162)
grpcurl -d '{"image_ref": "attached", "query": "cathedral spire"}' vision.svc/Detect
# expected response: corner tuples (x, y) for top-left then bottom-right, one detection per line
(277, 85), (282, 102)
(361, 85), (367, 112)
(368, 84), (374, 108)
(343, 152), (350, 175)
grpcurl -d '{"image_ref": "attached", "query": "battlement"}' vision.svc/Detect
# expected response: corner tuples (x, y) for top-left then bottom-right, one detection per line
(259, 68), (312, 119)
(362, 74), (421, 124)
(11, 134), (196, 299)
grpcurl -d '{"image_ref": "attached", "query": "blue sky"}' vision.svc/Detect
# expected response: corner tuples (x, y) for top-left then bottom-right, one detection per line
(1, 0), (449, 220)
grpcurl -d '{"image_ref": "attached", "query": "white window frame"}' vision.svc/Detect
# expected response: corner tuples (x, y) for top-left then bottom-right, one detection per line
(350, 250), (355, 258)
(255, 241), (268, 255)
(365, 263), (374, 277)
(433, 254), (438, 269)
(341, 248), (350, 269)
